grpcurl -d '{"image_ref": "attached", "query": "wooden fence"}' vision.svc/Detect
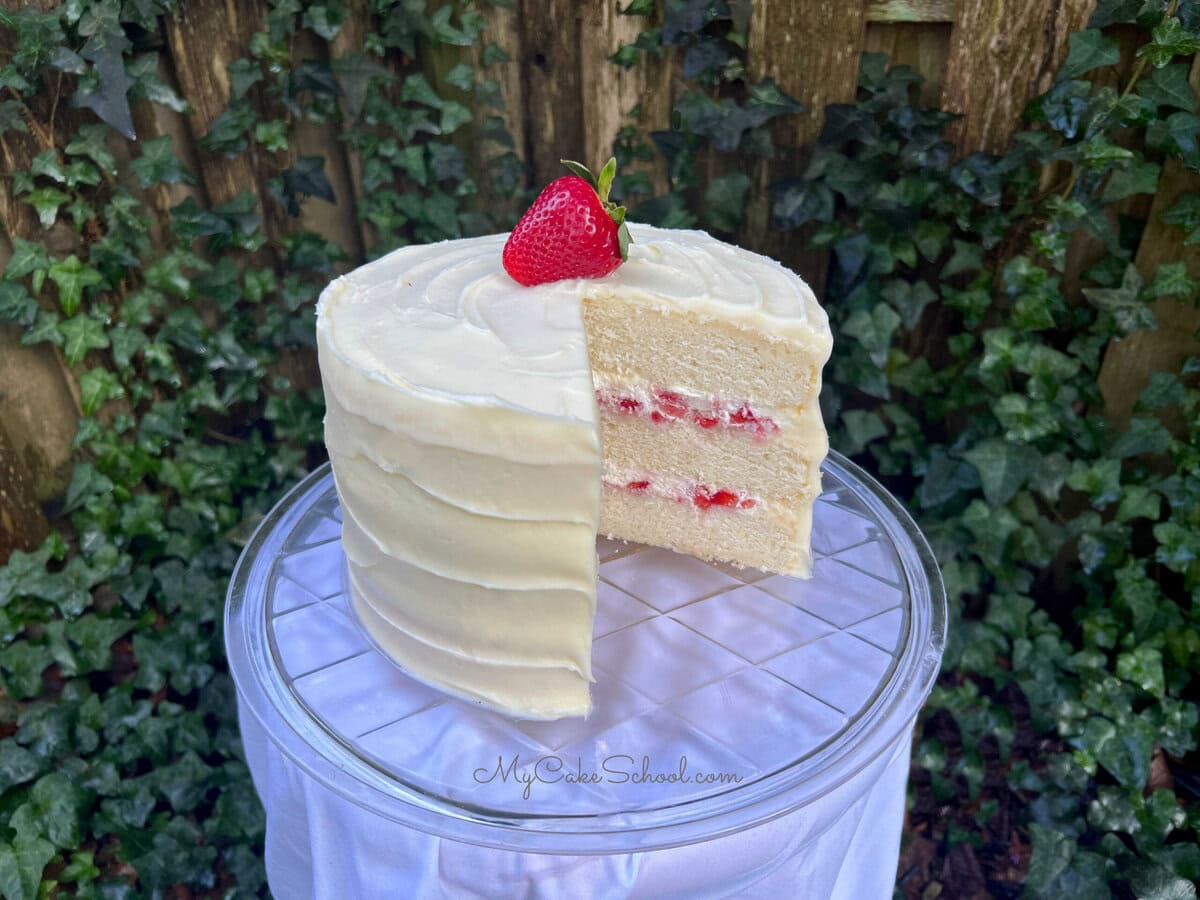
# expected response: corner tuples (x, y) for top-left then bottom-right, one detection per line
(2, 0), (1199, 548)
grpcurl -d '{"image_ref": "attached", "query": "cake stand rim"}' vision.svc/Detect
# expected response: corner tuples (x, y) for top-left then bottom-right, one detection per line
(225, 452), (947, 854)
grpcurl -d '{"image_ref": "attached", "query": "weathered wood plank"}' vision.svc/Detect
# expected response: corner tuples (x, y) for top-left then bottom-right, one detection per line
(749, 1), (870, 149)
(130, 53), (208, 247)
(1097, 161), (1200, 424)
(468, 3), (528, 223)
(0, 327), (80, 502)
(743, 0), (870, 289)
(863, 21), (952, 106)
(292, 30), (365, 265)
(329, 0), (374, 255)
(164, 0), (284, 244)
(867, 0), (956, 22)
(941, 0), (1095, 156)
(580, 3), (671, 196)
(0, 418), (49, 566)
(518, 0), (587, 186)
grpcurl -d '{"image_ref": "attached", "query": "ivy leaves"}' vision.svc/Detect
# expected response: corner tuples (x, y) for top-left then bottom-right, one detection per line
(749, 18), (1200, 896)
(1062, 30), (1121, 79)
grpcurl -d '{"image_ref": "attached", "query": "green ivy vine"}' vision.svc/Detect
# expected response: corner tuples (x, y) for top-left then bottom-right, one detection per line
(0, 1), (518, 896)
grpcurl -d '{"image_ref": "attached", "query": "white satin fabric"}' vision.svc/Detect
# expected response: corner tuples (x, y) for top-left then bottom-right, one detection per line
(238, 703), (912, 900)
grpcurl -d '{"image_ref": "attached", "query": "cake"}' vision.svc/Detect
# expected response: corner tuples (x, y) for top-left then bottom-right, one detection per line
(316, 223), (832, 719)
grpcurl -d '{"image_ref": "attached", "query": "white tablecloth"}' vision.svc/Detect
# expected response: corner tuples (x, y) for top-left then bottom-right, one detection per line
(239, 704), (913, 899)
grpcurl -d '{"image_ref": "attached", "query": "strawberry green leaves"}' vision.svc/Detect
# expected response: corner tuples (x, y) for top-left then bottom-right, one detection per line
(558, 157), (633, 261)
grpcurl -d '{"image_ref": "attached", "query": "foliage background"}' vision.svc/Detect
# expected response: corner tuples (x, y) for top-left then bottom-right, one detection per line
(0, 0), (1198, 897)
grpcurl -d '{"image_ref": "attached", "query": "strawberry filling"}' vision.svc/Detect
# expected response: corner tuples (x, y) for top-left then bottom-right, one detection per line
(596, 387), (780, 439)
(604, 477), (759, 512)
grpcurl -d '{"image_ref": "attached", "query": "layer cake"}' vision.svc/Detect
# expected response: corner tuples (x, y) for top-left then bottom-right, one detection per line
(316, 223), (832, 718)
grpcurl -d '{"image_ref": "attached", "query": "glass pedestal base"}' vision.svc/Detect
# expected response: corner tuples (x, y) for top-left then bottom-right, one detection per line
(226, 452), (945, 897)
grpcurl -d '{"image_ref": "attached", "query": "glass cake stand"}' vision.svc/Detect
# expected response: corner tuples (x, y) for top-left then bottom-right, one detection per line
(226, 452), (946, 895)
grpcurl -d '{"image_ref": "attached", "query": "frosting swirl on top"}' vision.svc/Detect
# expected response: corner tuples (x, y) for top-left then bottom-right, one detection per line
(317, 223), (828, 422)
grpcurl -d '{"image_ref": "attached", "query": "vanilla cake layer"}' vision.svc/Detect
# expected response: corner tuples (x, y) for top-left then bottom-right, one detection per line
(317, 224), (832, 719)
(598, 399), (826, 500)
(600, 486), (815, 577)
(582, 294), (829, 410)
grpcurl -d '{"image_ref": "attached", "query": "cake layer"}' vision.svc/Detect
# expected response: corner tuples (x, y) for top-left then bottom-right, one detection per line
(600, 485), (815, 578)
(331, 450), (597, 592)
(351, 589), (591, 720)
(343, 515), (594, 676)
(598, 397), (825, 501)
(582, 293), (831, 411)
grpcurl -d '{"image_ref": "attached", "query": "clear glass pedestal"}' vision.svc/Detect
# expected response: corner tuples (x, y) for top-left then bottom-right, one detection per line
(226, 452), (946, 898)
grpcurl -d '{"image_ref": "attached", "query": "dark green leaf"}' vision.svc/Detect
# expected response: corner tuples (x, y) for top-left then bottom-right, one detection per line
(130, 135), (194, 188)
(1139, 62), (1198, 111)
(1160, 191), (1200, 243)
(302, 2), (346, 40)
(662, 0), (725, 44)
(271, 156), (335, 216)
(333, 52), (392, 119)
(1090, 0), (1144, 27)
(65, 122), (117, 176)
(703, 172), (751, 233)
(1062, 30), (1122, 78)
(840, 409), (887, 454)
(1138, 370), (1187, 408)
(0, 99), (28, 136)
(943, 240), (983, 276)
(23, 186), (70, 229)
(0, 281), (37, 326)
(1149, 260), (1196, 297)
(920, 447), (981, 507)
(0, 740), (44, 793)
(963, 439), (1037, 506)
(1103, 159), (1161, 201)
(445, 62), (474, 92)
(197, 101), (256, 156)
(842, 303), (901, 367)
(48, 255), (104, 317)
(880, 280), (936, 330)
(79, 367), (125, 415)
(0, 832), (55, 900)
(74, 27), (135, 139)
(58, 313), (109, 367)
(1138, 16), (1200, 67)
(31, 771), (91, 848)
(772, 181), (833, 230)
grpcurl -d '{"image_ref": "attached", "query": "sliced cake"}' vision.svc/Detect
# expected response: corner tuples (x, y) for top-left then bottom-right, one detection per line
(317, 216), (831, 719)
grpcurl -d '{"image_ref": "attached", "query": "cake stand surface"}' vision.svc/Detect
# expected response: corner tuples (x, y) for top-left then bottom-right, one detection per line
(227, 452), (945, 899)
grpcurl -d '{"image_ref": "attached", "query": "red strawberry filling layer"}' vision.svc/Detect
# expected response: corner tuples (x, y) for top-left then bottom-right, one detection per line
(596, 387), (780, 439)
(604, 476), (759, 511)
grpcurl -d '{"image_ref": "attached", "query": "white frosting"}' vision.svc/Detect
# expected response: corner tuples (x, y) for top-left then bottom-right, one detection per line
(317, 224), (829, 424)
(317, 224), (831, 720)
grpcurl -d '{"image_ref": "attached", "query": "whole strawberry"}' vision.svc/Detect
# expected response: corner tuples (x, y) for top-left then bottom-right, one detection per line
(503, 158), (632, 286)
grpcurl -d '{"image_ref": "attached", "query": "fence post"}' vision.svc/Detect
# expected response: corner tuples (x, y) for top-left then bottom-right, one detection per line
(941, 0), (1096, 156)
(742, 0), (870, 289)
